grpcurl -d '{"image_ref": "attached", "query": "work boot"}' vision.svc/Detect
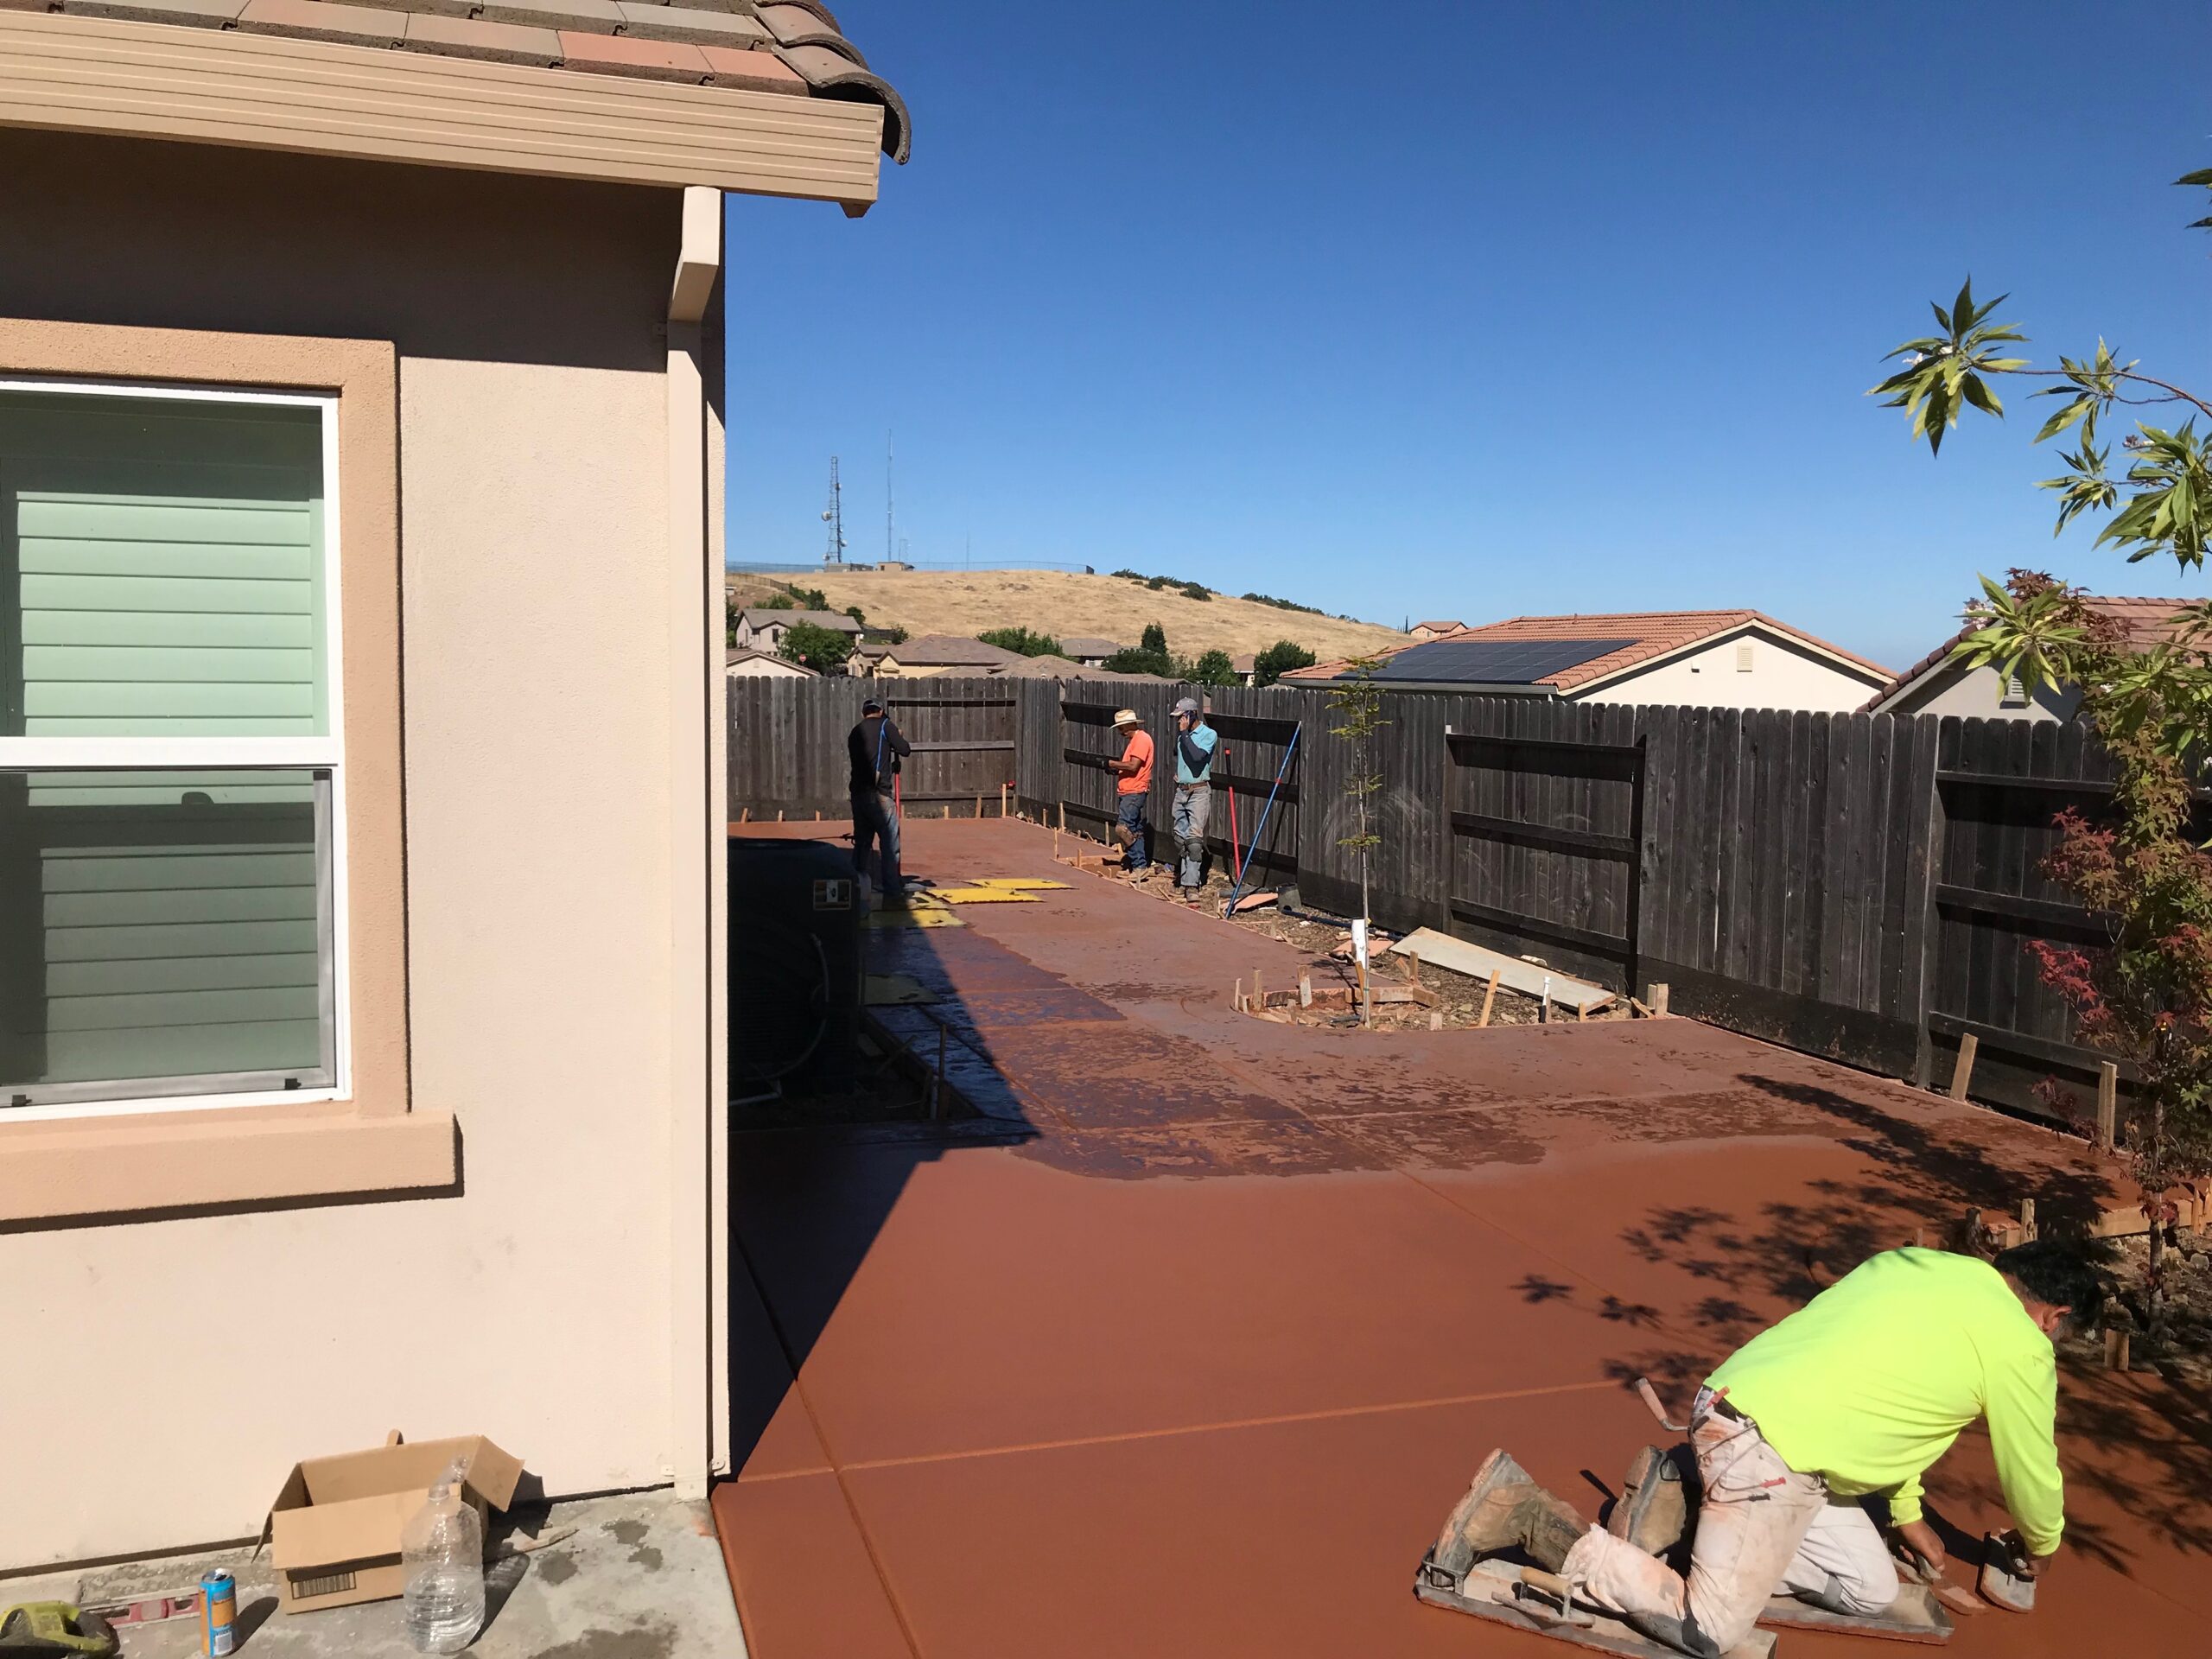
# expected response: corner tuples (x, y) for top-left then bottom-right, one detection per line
(1608, 1444), (1689, 1557)
(1430, 1450), (1591, 1580)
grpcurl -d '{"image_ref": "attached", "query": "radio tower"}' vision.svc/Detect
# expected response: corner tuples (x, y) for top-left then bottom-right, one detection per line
(821, 456), (845, 566)
(885, 429), (895, 563)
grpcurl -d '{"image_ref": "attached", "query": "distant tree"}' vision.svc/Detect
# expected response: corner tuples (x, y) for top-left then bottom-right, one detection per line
(1141, 621), (1167, 654)
(791, 584), (830, 609)
(1105, 644), (1174, 677)
(844, 604), (868, 628)
(977, 626), (1064, 658)
(1178, 581), (1212, 602)
(779, 620), (853, 674)
(1252, 639), (1317, 687)
(1110, 567), (1144, 581)
(1191, 648), (1238, 686)
(870, 625), (910, 646)
(756, 592), (795, 612)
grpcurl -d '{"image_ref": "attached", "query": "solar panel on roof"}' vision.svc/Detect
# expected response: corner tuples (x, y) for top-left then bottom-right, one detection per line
(1372, 638), (1637, 684)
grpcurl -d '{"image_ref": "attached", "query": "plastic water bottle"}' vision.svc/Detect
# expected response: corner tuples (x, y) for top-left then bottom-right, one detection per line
(402, 1459), (484, 1654)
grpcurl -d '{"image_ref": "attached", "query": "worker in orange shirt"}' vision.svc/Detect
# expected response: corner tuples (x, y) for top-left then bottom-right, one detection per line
(1104, 707), (1154, 876)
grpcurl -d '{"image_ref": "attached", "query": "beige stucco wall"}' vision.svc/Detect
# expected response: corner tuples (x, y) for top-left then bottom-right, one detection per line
(0, 130), (705, 1567)
(1574, 628), (1886, 712)
(1878, 659), (2078, 721)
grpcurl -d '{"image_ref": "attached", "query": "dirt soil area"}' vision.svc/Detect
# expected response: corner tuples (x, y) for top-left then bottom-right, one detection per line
(718, 817), (2208, 1659)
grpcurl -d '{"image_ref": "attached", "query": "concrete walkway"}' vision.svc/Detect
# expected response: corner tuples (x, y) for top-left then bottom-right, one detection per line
(715, 817), (2207, 1658)
(3, 1493), (739, 1658)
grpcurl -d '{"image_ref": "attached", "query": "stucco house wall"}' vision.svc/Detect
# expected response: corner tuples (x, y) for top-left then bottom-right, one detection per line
(1574, 628), (1885, 712)
(0, 130), (709, 1567)
(1873, 659), (2078, 721)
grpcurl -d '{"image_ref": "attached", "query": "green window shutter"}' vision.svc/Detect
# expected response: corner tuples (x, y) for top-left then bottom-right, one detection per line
(0, 392), (326, 738)
(0, 770), (326, 1092)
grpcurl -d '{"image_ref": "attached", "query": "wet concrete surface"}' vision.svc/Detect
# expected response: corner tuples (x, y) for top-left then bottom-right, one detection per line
(716, 817), (2205, 1656)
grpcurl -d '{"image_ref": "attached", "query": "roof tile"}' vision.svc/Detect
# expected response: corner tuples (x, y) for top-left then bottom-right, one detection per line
(402, 10), (558, 60)
(614, 1), (764, 46)
(53, 0), (248, 22)
(698, 42), (804, 91)
(1861, 594), (2198, 712)
(236, 0), (405, 46)
(557, 26), (709, 79)
(775, 40), (906, 161)
(477, 0), (621, 30)
(755, 0), (855, 60)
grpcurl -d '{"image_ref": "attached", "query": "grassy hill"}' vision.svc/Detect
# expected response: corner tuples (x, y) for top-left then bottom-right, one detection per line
(726, 568), (1407, 662)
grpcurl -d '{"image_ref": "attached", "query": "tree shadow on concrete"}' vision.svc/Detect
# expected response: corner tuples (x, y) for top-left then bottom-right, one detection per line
(1594, 1071), (2209, 1583)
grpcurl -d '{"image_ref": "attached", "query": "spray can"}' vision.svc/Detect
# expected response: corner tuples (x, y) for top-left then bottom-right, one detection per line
(199, 1567), (237, 1656)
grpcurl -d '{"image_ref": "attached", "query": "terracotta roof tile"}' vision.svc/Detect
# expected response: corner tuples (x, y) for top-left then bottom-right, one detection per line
(1287, 609), (1892, 690)
(34, 0), (909, 161)
(236, 0), (405, 46)
(478, 0), (622, 29)
(401, 11), (560, 62)
(697, 41), (804, 92)
(558, 27), (710, 79)
(615, 1), (766, 47)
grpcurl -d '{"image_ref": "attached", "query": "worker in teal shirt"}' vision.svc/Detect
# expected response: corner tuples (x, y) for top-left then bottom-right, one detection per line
(1168, 696), (1219, 899)
(1432, 1241), (2097, 1656)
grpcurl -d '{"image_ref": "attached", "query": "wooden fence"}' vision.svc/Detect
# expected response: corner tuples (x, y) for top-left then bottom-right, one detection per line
(728, 674), (2142, 1123)
(725, 676), (1019, 822)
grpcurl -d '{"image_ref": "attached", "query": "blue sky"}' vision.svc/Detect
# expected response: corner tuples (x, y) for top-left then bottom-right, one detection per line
(723, 2), (2212, 670)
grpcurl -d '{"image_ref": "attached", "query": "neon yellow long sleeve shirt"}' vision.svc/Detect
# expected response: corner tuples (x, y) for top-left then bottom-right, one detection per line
(1706, 1248), (2064, 1554)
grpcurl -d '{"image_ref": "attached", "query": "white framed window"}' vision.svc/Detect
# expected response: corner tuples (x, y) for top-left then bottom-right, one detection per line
(0, 379), (347, 1121)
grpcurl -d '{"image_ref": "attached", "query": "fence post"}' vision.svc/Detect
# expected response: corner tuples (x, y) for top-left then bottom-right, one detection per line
(1901, 715), (1949, 1090)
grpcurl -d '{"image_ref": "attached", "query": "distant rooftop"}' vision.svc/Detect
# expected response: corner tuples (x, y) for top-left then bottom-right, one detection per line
(882, 633), (1027, 668)
(737, 607), (863, 632)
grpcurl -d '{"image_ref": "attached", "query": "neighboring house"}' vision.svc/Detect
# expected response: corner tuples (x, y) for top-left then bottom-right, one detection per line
(992, 652), (1170, 683)
(872, 633), (1028, 677)
(1232, 652), (1257, 686)
(1409, 619), (1465, 642)
(727, 647), (816, 678)
(0, 0), (907, 1570)
(1059, 636), (1121, 667)
(1863, 594), (2189, 720)
(730, 607), (865, 652)
(1287, 611), (1890, 710)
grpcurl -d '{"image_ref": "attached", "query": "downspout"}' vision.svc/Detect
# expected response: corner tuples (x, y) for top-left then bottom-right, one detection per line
(667, 184), (721, 1503)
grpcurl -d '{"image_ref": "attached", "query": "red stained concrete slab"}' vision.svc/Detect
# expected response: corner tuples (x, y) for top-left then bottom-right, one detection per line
(721, 817), (2196, 1658)
(712, 1473), (912, 1659)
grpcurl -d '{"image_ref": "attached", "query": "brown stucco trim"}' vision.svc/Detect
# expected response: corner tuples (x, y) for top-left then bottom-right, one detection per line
(0, 317), (431, 1221)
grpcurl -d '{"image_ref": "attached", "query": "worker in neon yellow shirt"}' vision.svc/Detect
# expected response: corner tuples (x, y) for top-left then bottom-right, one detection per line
(1431, 1243), (2098, 1656)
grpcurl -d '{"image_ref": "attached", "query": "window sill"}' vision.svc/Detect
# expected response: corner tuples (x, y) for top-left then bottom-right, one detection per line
(0, 1106), (457, 1225)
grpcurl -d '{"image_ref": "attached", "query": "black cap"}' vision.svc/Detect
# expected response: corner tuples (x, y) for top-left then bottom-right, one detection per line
(861, 697), (883, 714)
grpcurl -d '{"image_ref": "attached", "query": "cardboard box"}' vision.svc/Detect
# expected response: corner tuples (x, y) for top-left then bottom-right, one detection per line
(267, 1432), (523, 1614)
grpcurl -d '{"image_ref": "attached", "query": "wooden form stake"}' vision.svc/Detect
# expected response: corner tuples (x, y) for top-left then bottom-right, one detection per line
(2097, 1062), (2118, 1152)
(1948, 1033), (1979, 1102)
(1478, 969), (1501, 1028)
(1253, 969), (1264, 1009)
(1650, 982), (1669, 1017)
(1428, 1011), (1444, 1031)
(1058, 803), (1066, 833)
(2019, 1198), (2037, 1243)
(1001, 783), (1008, 817)
(1233, 977), (1243, 1013)
(1300, 972), (1313, 1008)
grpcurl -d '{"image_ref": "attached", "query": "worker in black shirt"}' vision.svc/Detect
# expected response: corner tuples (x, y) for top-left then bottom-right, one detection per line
(848, 696), (912, 906)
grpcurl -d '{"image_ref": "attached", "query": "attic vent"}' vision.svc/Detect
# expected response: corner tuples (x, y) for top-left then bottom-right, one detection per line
(1735, 639), (1754, 672)
(2001, 673), (2027, 708)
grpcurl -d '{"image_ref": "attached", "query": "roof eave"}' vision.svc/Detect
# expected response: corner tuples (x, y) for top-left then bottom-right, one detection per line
(0, 10), (888, 206)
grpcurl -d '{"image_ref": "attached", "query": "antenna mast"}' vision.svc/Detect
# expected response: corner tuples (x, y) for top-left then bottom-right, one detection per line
(822, 456), (845, 566)
(885, 429), (894, 563)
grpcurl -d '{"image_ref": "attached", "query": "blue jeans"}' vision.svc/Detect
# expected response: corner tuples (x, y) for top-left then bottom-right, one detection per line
(852, 789), (901, 898)
(1116, 791), (1149, 869)
(1173, 785), (1211, 887)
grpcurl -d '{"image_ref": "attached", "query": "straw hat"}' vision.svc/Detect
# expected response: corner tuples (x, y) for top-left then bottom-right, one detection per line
(1112, 708), (1141, 728)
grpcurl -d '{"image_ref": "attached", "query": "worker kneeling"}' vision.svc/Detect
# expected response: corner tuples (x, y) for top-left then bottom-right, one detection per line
(1432, 1242), (2094, 1656)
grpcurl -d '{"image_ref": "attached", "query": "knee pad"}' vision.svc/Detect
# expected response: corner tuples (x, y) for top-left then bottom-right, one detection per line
(1621, 1611), (1722, 1659)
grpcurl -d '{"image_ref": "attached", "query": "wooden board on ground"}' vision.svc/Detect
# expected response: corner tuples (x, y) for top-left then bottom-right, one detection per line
(1414, 1558), (1773, 1658)
(972, 877), (1071, 890)
(1387, 927), (1614, 1016)
(934, 887), (1042, 905)
(1759, 1584), (1955, 1643)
